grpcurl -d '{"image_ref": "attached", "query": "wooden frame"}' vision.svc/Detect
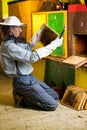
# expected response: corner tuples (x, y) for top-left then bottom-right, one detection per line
(61, 85), (87, 110)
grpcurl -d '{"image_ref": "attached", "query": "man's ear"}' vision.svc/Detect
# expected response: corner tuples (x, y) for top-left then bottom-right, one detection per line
(10, 26), (13, 31)
(9, 26), (14, 35)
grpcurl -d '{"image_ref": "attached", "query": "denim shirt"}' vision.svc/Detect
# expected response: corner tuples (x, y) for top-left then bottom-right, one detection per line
(0, 39), (40, 78)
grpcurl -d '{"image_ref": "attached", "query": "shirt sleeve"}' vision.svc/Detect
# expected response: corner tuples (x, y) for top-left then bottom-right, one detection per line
(7, 42), (40, 63)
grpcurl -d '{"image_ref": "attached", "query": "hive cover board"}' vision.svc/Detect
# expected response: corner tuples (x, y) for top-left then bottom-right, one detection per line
(40, 24), (59, 46)
(62, 55), (87, 68)
(61, 85), (87, 110)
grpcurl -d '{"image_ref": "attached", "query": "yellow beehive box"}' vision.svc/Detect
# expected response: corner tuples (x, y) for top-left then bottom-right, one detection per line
(75, 67), (87, 89)
(31, 13), (47, 81)
(0, 0), (15, 19)
(32, 59), (46, 82)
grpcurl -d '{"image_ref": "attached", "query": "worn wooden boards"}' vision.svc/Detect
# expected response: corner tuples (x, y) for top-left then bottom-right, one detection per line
(62, 55), (87, 69)
(61, 85), (87, 110)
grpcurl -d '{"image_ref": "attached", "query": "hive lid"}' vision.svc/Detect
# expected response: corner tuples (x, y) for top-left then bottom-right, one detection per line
(62, 55), (87, 69)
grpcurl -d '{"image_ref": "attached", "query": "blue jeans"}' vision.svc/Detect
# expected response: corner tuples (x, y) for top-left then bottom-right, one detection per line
(13, 74), (59, 111)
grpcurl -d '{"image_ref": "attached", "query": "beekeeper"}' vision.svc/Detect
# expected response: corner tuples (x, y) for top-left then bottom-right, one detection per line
(0, 16), (63, 111)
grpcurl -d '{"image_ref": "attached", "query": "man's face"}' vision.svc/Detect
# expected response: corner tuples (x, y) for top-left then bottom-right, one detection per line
(10, 26), (22, 37)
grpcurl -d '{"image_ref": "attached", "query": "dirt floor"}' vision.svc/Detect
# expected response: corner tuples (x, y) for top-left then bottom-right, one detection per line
(0, 67), (87, 130)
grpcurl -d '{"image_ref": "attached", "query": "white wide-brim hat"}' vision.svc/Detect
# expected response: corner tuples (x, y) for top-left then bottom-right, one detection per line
(0, 16), (26, 26)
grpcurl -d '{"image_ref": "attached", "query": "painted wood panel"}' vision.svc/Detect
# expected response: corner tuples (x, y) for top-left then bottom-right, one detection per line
(32, 11), (68, 58)
(45, 60), (75, 92)
(75, 67), (87, 89)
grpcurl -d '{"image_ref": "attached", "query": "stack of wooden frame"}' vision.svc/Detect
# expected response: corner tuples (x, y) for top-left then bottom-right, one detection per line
(61, 85), (87, 111)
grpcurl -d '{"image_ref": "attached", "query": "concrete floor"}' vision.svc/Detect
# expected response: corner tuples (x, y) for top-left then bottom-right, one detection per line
(0, 66), (87, 130)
